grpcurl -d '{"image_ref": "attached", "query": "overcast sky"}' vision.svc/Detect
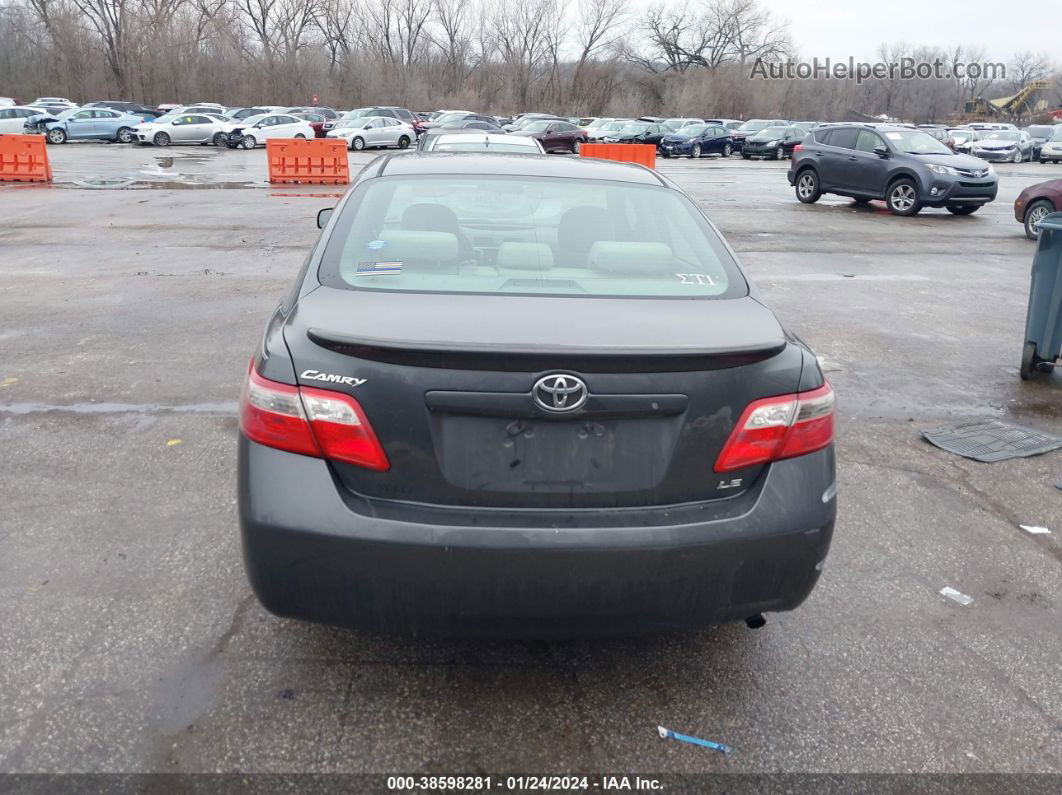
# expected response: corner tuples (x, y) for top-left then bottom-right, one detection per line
(755, 0), (1060, 63)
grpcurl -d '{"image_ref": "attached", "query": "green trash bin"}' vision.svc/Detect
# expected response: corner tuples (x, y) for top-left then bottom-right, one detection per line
(1021, 211), (1062, 380)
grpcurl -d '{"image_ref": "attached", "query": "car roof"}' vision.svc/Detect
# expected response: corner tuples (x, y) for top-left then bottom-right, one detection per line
(371, 152), (667, 186)
(433, 133), (537, 144)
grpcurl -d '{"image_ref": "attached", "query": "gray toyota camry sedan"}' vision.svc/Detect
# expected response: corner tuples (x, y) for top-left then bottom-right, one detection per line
(238, 153), (836, 637)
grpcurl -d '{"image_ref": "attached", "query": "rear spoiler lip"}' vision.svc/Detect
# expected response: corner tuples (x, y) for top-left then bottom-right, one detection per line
(307, 327), (787, 358)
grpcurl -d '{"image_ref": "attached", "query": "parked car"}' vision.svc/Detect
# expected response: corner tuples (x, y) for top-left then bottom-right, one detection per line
(293, 112), (329, 138)
(226, 113), (317, 148)
(1024, 125), (1057, 160)
(731, 119), (787, 150)
(0, 106), (47, 134)
(586, 119), (632, 141)
(509, 119), (588, 153)
(662, 117), (703, 131)
(948, 128), (982, 155)
(741, 124), (807, 160)
(26, 107), (144, 144)
(970, 130), (1035, 162)
(429, 118), (502, 132)
(0, 96), (16, 107)
(419, 132), (545, 154)
(602, 121), (669, 147)
(325, 106), (420, 134)
(502, 113), (563, 132)
(788, 124), (997, 216)
(134, 113), (234, 146)
(229, 106), (283, 121)
(285, 107), (339, 120)
(1040, 128), (1062, 163)
(918, 126), (955, 151)
(582, 117), (619, 134)
(1014, 178), (1062, 240)
(31, 97), (77, 111)
(659, 123), (734, 158)
(237, 152), (837, 635)
(83, 101), (162, 122)
(324, 116), (416, 151)
(705, 118), (744, 131)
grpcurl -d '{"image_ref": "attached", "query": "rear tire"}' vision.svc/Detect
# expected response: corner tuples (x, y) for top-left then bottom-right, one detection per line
(885, 179), (921, 216)
(1024, 199), (1054, 240)
(795, 169), (821, 204)
(116, 127), (133, 144)
(153, 132), (170, 147)
(1020, 341), (1037, 381)
(351, 136), (365, 151)
(46, 128), (67, 144)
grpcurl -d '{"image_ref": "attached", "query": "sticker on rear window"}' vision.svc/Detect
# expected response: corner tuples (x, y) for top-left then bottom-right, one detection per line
(676, 273), (715, 285)
(355, 261), (402, 276)
(367, 239), (388, 250)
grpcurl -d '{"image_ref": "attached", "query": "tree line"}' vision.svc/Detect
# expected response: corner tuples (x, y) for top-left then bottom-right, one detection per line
(0, 0), (1057, 122)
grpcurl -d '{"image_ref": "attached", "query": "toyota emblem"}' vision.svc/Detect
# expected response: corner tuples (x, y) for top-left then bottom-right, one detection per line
(533, 374), (588, 413)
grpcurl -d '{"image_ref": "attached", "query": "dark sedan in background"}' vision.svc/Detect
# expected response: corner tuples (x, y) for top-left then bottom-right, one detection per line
(603, 121), (670, 146)
(731, 118), (787, 150)
(1024, 125), (1057, 160)
(742, 124), (808, 159)
(659, 123), (735, 158)
(238, 153), (837, 637)
(510, 119), (587, 153)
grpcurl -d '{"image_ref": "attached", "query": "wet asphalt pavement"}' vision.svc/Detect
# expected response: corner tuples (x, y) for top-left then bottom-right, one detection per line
(1, 144), (1061, 776)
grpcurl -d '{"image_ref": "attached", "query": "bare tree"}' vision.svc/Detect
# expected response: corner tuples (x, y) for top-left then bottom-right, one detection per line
(1010, 51), (1051, 88)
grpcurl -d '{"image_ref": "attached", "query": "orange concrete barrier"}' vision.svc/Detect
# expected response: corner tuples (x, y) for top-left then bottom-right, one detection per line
(267, 138), (349, 184)
(0, 134), (52, 183)
(579, 143), (656, 170)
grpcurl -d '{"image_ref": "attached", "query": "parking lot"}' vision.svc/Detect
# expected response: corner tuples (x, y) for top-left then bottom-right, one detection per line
(2, 145), (1061, 776)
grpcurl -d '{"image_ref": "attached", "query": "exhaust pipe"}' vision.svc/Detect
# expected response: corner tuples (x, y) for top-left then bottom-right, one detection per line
(744, 614), (766, 629)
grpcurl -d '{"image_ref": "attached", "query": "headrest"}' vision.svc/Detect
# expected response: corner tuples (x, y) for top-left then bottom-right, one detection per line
(587, 241), (673, 273)
(496, 242), (555, 271)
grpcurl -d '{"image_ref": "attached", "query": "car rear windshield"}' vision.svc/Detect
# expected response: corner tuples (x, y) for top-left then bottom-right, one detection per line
(318, 175), (745, 299)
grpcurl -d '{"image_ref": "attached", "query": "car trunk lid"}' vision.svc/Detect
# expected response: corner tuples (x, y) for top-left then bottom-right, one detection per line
(283, 287), (800, 509)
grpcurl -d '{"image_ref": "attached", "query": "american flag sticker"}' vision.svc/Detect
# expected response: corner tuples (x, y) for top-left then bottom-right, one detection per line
(355, 261), (402, 276)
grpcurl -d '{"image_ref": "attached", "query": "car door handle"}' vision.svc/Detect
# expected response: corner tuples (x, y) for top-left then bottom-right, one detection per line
(847, 156), (857, 161)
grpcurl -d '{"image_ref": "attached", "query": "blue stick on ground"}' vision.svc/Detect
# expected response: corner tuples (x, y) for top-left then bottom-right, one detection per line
(657, 725), (733, 756)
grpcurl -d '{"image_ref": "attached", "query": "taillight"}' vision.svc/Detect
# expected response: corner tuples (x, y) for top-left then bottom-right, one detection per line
(714, 383), (834, 473)
(240, 362), (389, 471)
(793, 144), (803, 152)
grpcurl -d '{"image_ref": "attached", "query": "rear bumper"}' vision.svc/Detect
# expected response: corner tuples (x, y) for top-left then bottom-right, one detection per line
(238, 437), (836, 637)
